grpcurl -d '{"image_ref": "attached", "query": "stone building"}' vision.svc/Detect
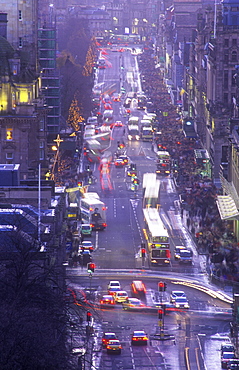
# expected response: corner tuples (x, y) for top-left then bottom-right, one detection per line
(0, 36), (48, 180)
(188, 1), (239, 184)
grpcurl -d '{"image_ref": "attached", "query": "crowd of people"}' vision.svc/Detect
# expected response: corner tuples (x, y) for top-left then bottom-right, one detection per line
(138, 46), (239, 283)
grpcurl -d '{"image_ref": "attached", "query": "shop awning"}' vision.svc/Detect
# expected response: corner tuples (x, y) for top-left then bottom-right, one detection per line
(216, 195), (239, 220)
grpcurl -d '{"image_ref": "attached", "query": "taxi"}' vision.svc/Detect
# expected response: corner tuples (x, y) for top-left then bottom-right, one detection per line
(114, 290), (128, 303)
(106, 339), (122, 354)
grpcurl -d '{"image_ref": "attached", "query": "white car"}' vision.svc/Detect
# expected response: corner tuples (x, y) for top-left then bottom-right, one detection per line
(108, 281), (121, 290)
(170, 290), (186, 303)
(174, 296), (190, 309)
(80, 240), (94, 252)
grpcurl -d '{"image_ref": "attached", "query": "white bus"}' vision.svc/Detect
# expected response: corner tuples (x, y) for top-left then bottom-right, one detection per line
(80, 195), (107, 230)
(142, 173), (160, 208)
(143, 208), (170, 266)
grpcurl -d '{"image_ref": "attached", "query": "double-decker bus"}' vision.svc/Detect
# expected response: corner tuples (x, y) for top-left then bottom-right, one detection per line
(80, 193), (107, 230)
(142, 173), (160, 208)
(156, 150), (171, 175)
(143, 208), (170, 266)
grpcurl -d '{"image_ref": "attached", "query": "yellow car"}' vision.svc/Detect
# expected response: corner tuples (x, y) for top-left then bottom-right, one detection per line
(114, 290), (128, 303)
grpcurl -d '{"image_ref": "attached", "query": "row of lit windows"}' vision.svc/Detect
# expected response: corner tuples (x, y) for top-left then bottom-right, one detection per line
(4, 128), (45, 162)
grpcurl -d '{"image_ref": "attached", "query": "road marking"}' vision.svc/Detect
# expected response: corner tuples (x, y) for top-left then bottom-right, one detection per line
(130, 199), (139, 208)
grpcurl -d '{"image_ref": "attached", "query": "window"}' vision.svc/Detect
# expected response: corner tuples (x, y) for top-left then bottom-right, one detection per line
(232, 51), (237, 62)
(6, 153), (13, 160)
(224, 70), (228, 89)
(39, 149), (44, 160)
(224, 54), (229, 63)
(39, 141), (44, 160)
(224, 39), (229, 47)
(232, 39), (237, 47)
(6, 152), (13, 164)
(18, 10), (22, 21)
(39, 118), (44, 131)
(223, 93), (228, 104)
(6, 128), (13, 140)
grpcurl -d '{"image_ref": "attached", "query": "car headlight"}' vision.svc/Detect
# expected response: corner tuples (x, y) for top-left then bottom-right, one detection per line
(128, 135), (132, 140)
(136, 135), (140, 140)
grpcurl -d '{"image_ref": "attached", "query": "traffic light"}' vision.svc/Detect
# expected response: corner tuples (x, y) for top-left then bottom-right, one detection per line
(158, 309), (163, 320)
(133, 177), (139, 185)
(158, 281), (167, 292)
(141, 248), (146, 258)
(86, 311), (92, 322)
(87, 262), (95, 273)
(78, 181), (83, 188)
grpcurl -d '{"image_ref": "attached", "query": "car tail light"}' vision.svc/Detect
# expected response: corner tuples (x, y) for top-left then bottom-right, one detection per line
(102, 223), (107, 227)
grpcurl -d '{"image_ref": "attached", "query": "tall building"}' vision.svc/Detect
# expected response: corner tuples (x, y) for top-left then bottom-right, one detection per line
(0, 0), (38, 70)
(188, 0), (239, 184)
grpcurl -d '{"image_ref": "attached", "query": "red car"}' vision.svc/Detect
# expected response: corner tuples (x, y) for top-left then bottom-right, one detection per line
(115, 120), (123, 127)
(100, 295), (115, 307)
(102, 332), (117, 347)
(114, 158), (125, 167)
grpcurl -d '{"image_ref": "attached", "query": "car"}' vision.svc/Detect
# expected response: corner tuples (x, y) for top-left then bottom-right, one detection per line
(115, 120), (123, 127)
(114, 290), (128, 303)
(221, 352), (235, 369)
(108, 281), (121, 290)
(174, 245), (187, 260)
(221, 343), (235, 356)
(80, 240), (94, 252)
(102, 332), (117, 347)
(108, 286), (122, 296)
(170, 291), (186, 303)
(131, 330), (148, 345)
(173, 296), (190, 309)
(100, 295), (115, 307)
(108, 281), (121, 295)
(122, 298), (146, 310)
(118, 155), (129, 165)
(80, 224), (92, 236)
(106, 339), (122, 354)
(131, 280), (146, 298)
(227, 359), (239, 369)
(114, 158), (125, 167)
(179, 248), (193, 264)
(112, 93), (121, 102)
(104, 103), (112, 110)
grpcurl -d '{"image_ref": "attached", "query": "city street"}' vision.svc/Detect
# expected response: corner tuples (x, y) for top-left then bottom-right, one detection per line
(67, 46), (233, 369)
